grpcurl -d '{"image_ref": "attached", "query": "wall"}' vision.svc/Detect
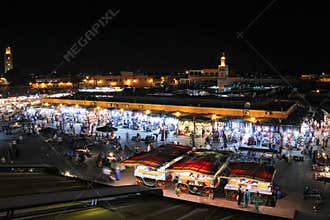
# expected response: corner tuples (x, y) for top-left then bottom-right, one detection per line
(42, 98), (296, 119)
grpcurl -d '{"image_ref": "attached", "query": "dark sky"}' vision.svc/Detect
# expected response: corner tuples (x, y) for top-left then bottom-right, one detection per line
(1, 1), (330, 75)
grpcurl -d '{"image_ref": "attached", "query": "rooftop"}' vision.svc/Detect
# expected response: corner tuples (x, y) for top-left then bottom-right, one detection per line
(121, 144), (192, 168)
(225, 162), (276, 182)
(59, 92), (296, 111)
(167, 150), (229, 175)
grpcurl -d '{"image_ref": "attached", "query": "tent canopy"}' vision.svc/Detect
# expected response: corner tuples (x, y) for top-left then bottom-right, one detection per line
(226, 162), (276, 182)
(121, 144), (192, 168)
(167, 150), (229, 175)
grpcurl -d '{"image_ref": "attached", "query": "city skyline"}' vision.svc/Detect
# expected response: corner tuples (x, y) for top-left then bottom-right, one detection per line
(1, 2), (330, 75)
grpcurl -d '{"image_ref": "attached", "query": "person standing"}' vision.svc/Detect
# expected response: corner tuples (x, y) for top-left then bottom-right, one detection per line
(126, 132), (129, 142)
(154, 132), (159, 142)
(165, 130), (169, 141)
(205, 136), (210, 145)
(115, 167), (121, 180)
(223, 130), (227, 148)
(237, 186), (243, 207)
(117, 136), (121, 147)
(254, 191), (261, 212)
(161, 128), (165, 141)
(244, 189), (250, 208)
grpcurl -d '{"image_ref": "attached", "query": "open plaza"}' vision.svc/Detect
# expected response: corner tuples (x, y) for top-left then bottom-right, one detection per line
(0, 92), (329, 219)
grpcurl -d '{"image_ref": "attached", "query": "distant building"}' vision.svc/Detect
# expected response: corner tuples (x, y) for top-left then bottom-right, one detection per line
(319, 72), (330, 83)
(300, 74), (318, 80)
(301, 72), (330, 83)
(29, 71), (159, 90)
(79, 71), (155, 88)
(4, 47), (13, 73)
(182, 53), (239, 91)
(0, 77), (9, 86)
(30, 78), (73, 89)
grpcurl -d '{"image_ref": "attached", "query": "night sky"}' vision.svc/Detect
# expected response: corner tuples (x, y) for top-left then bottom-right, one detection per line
(1, 1), (329, 75)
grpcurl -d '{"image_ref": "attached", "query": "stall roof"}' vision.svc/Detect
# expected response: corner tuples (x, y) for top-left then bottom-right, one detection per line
(121, 144), (192, 168)
(167, 150), (229, 175)
(226, 162), (276, 182)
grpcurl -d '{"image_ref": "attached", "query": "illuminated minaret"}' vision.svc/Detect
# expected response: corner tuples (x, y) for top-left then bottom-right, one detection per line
(220, 52), (226, 67)
(218, 52), (229, 78)
(4, 47), (13, 73)
(217, 52), (229, 92)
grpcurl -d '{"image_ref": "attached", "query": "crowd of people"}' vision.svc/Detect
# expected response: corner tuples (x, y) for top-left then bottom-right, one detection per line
(1, 101), (329, 188)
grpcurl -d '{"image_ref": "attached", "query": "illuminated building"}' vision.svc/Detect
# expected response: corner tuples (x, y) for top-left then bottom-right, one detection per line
(320, 72), (330, 83)
(301, 72), (330, 83)
(0, 77), (9, 86)
(79, 71), (155, 88)
(4, 47), (13, 73)
(182, 52), (238, 91)
(30, 78), (73, 89)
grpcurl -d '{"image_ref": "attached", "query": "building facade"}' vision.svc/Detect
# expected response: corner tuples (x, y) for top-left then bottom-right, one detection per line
(4, 47), (13, 73)
(181, 53), (233, 91)
(79, 71), (155, 88)
(30, 78), (73, 89)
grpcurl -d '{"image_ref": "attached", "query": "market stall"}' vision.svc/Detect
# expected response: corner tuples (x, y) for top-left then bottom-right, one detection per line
(312, 149), (329, 172)
(120, 144), (191, 188)
(223, 162), (276, 205)
(314, 165), (330, 182)
(167, 150), (230, 198)
(177, 120), (213, 137)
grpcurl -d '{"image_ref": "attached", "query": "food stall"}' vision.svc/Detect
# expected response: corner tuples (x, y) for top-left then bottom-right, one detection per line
(223, 162), (276, 205)
(120, 144), (191, 188)
(177, 120), (213, 137)
(167, 150), (230, 198)
(314, 165), (330, 182)
(316, 150), (329, 165)
(312, 150), (330, 179)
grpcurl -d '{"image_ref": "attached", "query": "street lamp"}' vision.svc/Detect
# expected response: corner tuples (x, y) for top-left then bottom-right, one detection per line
(174, 111), (181, 117)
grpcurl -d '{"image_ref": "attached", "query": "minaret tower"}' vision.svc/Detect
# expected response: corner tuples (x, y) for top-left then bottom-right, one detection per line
(217, 52), (229, 92)
(220, 52), (226, 67)
(4, 47), (13, 73)
(218, 52), (229, 78)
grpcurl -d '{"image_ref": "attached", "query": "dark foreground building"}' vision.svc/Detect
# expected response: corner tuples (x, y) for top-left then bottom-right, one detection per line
(1, 164), (328, 220)
(0, 164), (291, 220)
